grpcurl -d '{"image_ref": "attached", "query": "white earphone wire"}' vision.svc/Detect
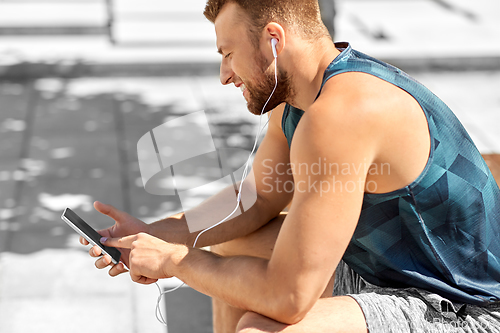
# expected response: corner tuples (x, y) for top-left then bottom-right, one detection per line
(155, 48), (279, 327)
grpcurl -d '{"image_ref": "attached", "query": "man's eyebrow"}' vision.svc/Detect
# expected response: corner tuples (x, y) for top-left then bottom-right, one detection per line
(217, 47), (224, 55)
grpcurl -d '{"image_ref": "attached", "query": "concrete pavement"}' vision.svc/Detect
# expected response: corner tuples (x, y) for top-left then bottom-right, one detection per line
(0, 249), (163, 333)
(0, 75), (255, 333)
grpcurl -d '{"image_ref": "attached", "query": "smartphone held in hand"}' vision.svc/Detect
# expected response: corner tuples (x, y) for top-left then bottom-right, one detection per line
(61, 207), (121, 265)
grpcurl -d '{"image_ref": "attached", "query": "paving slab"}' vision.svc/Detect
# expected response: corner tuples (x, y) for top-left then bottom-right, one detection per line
(51, 76), (259, 220)
(0, 249), (165, 333)
(0, 76), (261, 333)
(2, 90), (126, 254)
(0, 83), (31, 218)
(0, 81), (152, 332)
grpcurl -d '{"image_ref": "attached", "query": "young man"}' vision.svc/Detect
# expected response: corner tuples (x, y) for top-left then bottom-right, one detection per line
(83, 0), (500, 332)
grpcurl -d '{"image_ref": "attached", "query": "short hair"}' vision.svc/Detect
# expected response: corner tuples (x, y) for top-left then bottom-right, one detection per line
(204, 0), (330, 47)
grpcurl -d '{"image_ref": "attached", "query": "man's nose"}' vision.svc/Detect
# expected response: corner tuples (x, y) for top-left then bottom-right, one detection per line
(220, 59), (234, 85)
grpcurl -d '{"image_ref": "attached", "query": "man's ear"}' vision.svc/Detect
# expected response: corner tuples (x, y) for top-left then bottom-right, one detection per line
(263, 22), (285, 58)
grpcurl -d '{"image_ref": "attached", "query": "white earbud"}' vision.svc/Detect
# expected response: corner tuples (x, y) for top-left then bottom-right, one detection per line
(271, 38), (278, 58)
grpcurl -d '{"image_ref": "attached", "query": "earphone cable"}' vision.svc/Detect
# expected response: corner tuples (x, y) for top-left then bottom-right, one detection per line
(155, 54), (279, 328)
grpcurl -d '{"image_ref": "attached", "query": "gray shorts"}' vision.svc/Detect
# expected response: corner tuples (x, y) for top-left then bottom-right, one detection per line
(349, 285), (500, 333)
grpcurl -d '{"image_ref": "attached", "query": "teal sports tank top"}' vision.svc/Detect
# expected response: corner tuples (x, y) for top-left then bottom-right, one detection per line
(281, 42), (500, 305)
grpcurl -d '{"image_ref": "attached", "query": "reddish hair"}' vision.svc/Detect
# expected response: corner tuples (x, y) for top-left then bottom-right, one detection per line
(204, 0), (330, 46)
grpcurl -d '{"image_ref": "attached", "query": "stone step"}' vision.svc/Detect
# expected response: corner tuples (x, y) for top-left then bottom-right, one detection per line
(0, 26), (108, 36)
(0, 3), (108, 26)
(110, 0), (212, 46)
(111, 21), (215, 47)
(0, 2), (108, 35)
(113, 0), (206, 14)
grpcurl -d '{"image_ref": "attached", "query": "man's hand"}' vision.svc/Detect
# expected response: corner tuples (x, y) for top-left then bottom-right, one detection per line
(80, 201), (150, 276)
(101, 233), (187, 284)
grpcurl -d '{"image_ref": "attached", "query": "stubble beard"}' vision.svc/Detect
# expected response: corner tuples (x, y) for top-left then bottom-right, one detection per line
(245, 54), (295, 116)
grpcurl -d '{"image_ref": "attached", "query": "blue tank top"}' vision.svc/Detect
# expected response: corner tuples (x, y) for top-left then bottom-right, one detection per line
(281, 42), (500, 305)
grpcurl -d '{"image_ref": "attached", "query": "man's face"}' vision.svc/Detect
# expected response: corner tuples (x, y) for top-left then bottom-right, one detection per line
(214, 3), (293, 115)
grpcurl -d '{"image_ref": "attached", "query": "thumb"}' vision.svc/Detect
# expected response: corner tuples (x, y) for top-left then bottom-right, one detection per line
(100, 235), (134, 249)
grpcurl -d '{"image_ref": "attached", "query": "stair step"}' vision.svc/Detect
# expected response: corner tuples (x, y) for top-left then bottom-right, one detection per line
(110, 0), (211, 46)
(0, 3), (106, 26)
(0, 26), (108, 36)
(111, 20), (215, 47)
(113, 0), (207, 14)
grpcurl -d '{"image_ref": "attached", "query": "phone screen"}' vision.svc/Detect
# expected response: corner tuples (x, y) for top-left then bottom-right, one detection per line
(61, 208), (121, 264)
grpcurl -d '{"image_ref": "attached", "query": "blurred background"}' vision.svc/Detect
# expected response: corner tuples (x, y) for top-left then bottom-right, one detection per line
(0, 0), (499, 332)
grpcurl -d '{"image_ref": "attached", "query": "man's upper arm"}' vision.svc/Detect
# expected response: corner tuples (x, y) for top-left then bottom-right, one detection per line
(263, 90), (381, 320)
(251, 103), (294, 219)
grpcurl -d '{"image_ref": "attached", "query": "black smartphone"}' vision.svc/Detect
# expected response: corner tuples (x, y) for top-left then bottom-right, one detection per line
(61, 208), (121, 265)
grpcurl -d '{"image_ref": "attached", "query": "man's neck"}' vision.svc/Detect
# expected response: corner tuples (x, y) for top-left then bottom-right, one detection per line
(283, 38), (340, 111)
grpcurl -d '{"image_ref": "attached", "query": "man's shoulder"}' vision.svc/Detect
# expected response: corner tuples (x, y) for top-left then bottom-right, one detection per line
(315, 71), (395, 110)
(267, 103), (288, 135)
(308, 70), (420, 134)
(292, 70), (423, 165)
(304, 73), (390, 138)
(291, 83), (382, 169)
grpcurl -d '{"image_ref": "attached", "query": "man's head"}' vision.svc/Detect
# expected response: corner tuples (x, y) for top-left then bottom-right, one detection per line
(204, 0), (330, 49)
(204, 0), (329, 115)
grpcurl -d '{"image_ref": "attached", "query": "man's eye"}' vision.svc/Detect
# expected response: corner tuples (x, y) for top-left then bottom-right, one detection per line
(225, 53), (232, 59)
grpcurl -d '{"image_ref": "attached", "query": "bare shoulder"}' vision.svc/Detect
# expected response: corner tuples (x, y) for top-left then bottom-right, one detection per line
(292, 72), (391, 160)
(303, 70), (429, 146)
(295, 71), (431, 193)
(267, 102), (286, 132)
(309, 71), (421, 130)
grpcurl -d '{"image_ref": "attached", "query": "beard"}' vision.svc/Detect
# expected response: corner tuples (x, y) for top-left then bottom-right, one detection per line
(245, 56), (295, 116)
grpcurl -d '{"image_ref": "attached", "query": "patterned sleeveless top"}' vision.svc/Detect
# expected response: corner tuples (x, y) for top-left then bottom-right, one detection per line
(281, 42), (500, 305)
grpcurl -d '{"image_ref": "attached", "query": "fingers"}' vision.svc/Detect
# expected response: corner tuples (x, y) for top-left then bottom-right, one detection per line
(108, 262), (129, 277)
(94, 257), (129, 277)
(100, 234), (135, 249)
(94, 253), (112, 269)
(94, 254), (129, 276)
(80, 229), (111, 247)
(94, 200), (112, 216)
(94, 201), (126, 222)
(130, 272), (158, 285)
(90, 248), (117, 272)
(89, 245), (102, 257)
(80, 236), (89, 246)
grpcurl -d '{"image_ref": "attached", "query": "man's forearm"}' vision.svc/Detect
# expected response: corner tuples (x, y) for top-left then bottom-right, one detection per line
(167, 244), (298, 324)
(149, 181), (276, 248)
